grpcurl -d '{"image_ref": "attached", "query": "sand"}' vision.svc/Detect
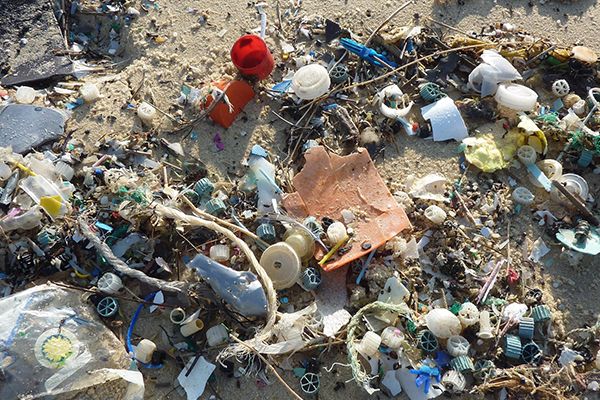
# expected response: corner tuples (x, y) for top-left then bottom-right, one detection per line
(63, 0), (600, 399)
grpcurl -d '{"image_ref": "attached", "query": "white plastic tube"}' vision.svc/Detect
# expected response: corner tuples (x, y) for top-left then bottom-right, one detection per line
(180, 319), (204, 337)
(477, 310), (494, 339)
(209, 244), (230, 262)
(170, 307), (186, 324)
(357, 331), (381, 357)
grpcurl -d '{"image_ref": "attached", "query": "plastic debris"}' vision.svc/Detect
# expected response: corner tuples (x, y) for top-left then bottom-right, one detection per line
(421, 97), (468, 142)
(283, 146), (410, 271)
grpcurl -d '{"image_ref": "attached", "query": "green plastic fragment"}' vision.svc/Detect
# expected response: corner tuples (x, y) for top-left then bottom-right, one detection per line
(449, 302), (462, 315)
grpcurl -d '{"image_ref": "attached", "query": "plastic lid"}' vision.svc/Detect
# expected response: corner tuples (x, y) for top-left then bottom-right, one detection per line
(291, 64), (331, 100)
(259, 242), (301, 290)
(495, 83), (538, 111)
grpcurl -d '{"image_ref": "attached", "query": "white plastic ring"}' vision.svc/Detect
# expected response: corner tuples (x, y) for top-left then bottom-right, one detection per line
(512, 187), (535, 205)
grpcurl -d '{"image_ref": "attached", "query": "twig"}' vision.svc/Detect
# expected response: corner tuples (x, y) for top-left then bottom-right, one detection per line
(50, 281), (178, 308)
(78, 218), (186, 294)
(551, 180), (599, 226)
(427, 17), (471, 36)
(300, 43), (489, 111)
(229, 335), (304, 400)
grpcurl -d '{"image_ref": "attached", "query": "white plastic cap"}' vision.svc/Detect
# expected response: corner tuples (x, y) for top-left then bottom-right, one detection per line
(291, 64), (331, 100)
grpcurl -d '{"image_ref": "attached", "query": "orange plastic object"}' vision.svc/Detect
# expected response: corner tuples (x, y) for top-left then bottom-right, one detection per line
(205, 80), (255, 128)
(283, 146), (411, 271)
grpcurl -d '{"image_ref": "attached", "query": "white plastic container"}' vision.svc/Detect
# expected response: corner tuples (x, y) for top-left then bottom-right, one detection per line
(326, 221), (347, 245)
(291, 64), (331, 100)
(425, 308), (462, 339)
(209, 244), (230, 262)
(206, 324), (229, 347)
(135, 339), (156, 363)
(424, 205), (447, 225)
(259, 242), (301, 290)
(357, 331), (381, 357)
(80, 83), (102, 102)
(16, 86), (36, 104)
(137, 102), (157, 124)
(180, 319), (204, 337)
(495, 83), (538, 111)
(97, 272), (123, 295)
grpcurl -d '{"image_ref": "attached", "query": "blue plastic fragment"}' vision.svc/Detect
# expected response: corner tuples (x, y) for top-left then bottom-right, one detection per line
(250, 144), (269, 158)
(271, 80), (293, 94)
(409, 365), (441, 394)
(525, 163), (552, 192)
(66, 98), (84, 110)
(340, 38), (398, 68)
(95, 221), (113, 232)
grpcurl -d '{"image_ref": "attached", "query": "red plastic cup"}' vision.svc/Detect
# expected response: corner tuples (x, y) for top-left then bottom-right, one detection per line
(230, 35), (274, 81)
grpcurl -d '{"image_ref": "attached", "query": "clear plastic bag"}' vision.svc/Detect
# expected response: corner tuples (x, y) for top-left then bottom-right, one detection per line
(0, 284), (142, 399)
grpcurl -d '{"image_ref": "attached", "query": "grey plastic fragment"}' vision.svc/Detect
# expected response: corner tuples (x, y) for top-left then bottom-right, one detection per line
(187, 253), (268, 317)
(0, 105), (67, 154)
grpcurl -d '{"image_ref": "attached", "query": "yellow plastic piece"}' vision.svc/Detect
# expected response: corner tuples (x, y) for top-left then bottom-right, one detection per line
(318, 235), (349, 266)
(15, 162), (36, 176)
(40, 195), (63, 218)
(463, 134), (509, 173)
(517, 115), (548, 155)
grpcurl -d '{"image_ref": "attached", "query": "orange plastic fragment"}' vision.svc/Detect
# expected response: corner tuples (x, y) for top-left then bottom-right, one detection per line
(205, 80), (255, 128)
(282, 146), (411, 271)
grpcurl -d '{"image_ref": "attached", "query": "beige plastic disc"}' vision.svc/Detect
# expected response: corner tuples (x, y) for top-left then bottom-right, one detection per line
(260, 242), (301, 290)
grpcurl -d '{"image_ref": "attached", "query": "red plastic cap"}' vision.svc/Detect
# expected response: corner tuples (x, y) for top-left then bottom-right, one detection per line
(230, 35), (274, 81)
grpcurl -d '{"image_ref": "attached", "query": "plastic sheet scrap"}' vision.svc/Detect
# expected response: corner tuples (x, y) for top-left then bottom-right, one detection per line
(421, 97), (469, 142)
(283, 146), (411, 271)
(556, 226), (600, 255)
(177, 356), (216, 400)
(0, 284), (136, 399)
